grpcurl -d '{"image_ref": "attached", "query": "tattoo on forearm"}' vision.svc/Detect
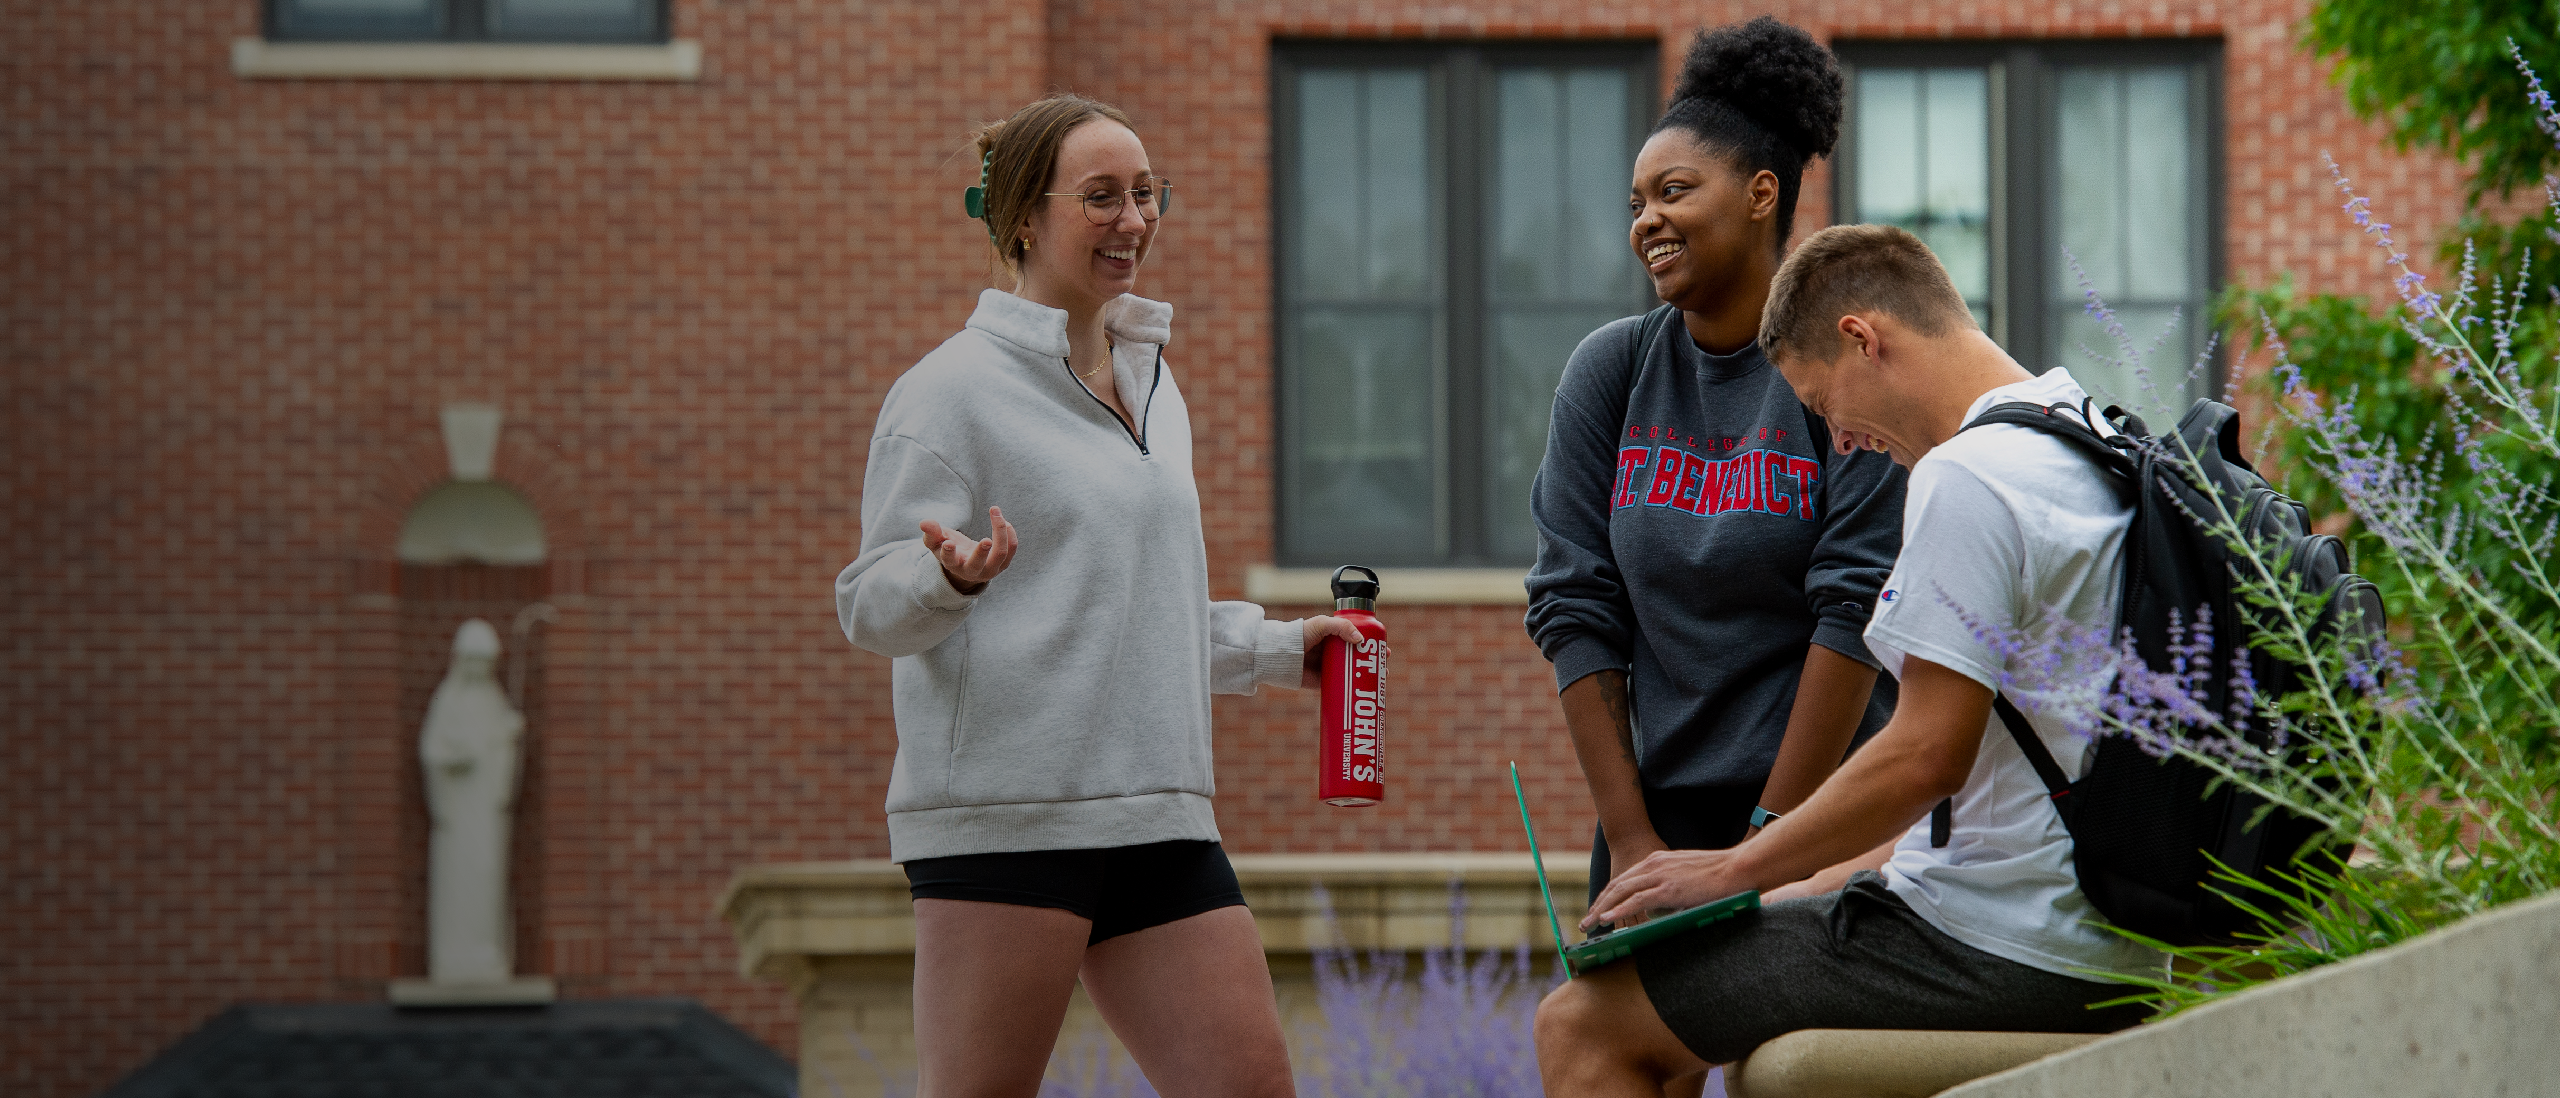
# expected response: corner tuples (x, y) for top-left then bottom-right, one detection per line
(1600, 673), (1636, 763)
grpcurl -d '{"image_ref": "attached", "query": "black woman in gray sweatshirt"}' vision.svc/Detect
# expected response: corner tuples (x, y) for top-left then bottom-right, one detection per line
(1524, 20), (1907, 914)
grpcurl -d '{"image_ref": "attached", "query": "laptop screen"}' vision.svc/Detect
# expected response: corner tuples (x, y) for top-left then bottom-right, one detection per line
(1510, 762), (1574, 975)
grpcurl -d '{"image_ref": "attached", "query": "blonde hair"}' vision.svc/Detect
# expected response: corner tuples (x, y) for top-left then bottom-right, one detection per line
(971, 94), (1136, 277)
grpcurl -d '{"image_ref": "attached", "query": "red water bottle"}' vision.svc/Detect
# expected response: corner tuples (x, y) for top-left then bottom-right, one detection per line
(1319, 565), (1389, 807)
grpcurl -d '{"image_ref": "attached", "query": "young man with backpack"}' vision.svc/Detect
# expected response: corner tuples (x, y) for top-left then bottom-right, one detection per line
(1534, 223), (2163, 1095)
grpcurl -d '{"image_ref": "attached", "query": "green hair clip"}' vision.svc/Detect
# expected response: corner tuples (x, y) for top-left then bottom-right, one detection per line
(963, 150), (997, 246)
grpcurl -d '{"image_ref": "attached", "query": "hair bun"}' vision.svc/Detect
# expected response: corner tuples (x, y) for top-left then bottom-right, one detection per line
(1670, 17), (1843, 162)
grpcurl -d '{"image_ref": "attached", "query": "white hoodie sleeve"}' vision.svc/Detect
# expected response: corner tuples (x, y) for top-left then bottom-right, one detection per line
(1209, 601), (1306, 695)
(838, 433), (983, 658)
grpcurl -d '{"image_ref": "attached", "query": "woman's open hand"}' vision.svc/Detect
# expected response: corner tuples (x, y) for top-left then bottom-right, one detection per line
(1299, 615), (1367, 689)
(920, 506), (1017, 596)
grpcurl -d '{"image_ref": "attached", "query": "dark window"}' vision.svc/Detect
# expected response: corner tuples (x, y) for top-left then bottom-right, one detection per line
(1834, 41), (2224, 428)
(267, 0), (667, 44)
(1273, 43), (1657, 567)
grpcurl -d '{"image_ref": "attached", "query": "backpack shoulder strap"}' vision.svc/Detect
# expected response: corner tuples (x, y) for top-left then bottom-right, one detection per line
(1993, 694), (2073, 798)
(1961, 400), (2141, 500)
(1926, 401), (2114, 846)
(1932, 693), (2073, 847)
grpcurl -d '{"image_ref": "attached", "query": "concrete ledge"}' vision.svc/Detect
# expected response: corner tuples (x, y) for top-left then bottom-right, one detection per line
(1728, 1030), (2103, 1098)
(386, 976), (557, 1007)
(231, 38), (702, 81)
(1944, 888), (2560, 1097)
(718, 852), (1588, 982)
(1245, 565), (1527, 606)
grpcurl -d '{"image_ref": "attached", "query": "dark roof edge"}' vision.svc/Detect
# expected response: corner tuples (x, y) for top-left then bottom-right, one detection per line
(675, 1002), (800, 1096)
(98, 1004), (255, 1098)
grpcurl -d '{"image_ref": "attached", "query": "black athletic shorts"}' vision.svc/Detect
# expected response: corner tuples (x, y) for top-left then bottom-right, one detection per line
(902, 839), (1248, 946)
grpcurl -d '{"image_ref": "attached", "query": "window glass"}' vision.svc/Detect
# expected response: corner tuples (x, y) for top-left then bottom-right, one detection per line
(1840, 46), (2217, 430)
(270, 0), (662, 42)
(273, 0), (443, 39)
(489, 0), (659, 40)
(2048, 65), (2202, 429)
(2123, 70), (2195, 301)
(1852, 67), (1993, 328)
(295, 0), (435, 11)
(1278, 47), (1653, 566)
(1361, 73), (1435, 296)
(1485, 67), (1640, 562)
(1282, 69), (1444, 563)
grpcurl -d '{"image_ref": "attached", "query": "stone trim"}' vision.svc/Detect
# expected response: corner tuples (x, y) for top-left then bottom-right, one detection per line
(1729, 1030), (2102, 1098)
(231, 39), (702, 81)
(1244, 565), (1528, 606)
(718, 852), (1590, 982)
(386, 976), (558, 1006)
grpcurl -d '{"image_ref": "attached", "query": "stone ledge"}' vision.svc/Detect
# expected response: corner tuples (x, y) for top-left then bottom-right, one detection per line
(386, 976), (558, 1007)
(1244, 565), (1527, 606)
(718, 852), (1589, 983)
(231, 38), (702, 81)
(1728, 1030), (2103, 1098)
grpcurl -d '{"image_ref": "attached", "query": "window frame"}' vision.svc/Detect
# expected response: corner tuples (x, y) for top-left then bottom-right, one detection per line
(264, 0), (671, 44)
(1831, 39), (2226, 393)
(1269, 40), (1658, 568)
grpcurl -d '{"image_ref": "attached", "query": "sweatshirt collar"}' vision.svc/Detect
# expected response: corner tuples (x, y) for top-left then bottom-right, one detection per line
(1682, 333), (1768, 382)
(966, 289), (1174, 359)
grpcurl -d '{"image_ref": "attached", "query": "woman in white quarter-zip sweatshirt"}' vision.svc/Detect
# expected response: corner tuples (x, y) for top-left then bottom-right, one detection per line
(835, 94), (1354, 1098)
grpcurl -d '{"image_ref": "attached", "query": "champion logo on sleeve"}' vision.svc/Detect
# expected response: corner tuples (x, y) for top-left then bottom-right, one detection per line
(1881, 589), (1899, 603)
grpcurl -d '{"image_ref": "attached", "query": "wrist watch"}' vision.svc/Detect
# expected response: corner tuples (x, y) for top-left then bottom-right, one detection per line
(1749, 805), (1783, 830)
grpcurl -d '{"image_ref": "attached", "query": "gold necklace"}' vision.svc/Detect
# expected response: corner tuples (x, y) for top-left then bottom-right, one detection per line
(1075, 339), (1115, 381)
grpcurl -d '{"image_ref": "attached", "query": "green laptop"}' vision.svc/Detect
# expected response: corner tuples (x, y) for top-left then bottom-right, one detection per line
(1512, 761), (1759, 976)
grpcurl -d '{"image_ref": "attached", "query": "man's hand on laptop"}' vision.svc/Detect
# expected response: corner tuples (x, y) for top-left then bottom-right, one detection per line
(1581, 848), (1751, 931)
(1581, 660), (1993, 930)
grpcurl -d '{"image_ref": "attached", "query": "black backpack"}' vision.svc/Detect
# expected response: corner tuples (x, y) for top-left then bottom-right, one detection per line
(1932, 396), (2386, 946)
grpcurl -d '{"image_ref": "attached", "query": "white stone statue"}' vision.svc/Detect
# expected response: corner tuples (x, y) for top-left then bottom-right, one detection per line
(420, 619), (523, 985)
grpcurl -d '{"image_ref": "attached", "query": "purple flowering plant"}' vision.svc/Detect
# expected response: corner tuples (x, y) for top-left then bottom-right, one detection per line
(1972, 42), (2560, 1017)
(1298, 884), (1576, 1098)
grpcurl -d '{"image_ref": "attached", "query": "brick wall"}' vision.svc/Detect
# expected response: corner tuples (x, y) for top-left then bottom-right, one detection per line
(1, 0), (2484, 1094)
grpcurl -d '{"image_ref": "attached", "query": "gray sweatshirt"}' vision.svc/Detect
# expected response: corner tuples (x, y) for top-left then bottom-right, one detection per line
(838, 289), (1305, 863)
(1525, 308), (1906, 791)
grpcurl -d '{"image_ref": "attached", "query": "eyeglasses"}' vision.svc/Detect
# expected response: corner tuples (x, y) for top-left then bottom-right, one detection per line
(1041, 182), (1171, 225)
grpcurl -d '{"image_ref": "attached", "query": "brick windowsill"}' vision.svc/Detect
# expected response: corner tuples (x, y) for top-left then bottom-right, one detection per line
(231, 38), (702, 81)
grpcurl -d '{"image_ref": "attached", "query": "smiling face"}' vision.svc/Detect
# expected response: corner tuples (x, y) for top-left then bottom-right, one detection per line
(1014, 119), (1159, 313)
(1770, 314), (1920, 468)
(1628, 128), (1776, 313)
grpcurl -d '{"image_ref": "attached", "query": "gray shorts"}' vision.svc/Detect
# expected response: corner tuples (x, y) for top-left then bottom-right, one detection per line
(1634, 871), (2150, 1064)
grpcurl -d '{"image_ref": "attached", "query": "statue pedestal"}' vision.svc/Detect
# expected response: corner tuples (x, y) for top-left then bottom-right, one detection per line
(387, 976), (558, 1007)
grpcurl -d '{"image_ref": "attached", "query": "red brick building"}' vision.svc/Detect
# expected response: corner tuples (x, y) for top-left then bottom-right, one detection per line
(4, 1), (2481, 1093)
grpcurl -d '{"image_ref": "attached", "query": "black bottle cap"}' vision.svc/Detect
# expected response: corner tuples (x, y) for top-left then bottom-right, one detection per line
(1331, 565), (1380, 609)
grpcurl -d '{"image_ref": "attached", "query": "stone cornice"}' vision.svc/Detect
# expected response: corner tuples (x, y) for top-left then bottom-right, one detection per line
(231, 39), (702, 81)
(718, 852), (1591, 983)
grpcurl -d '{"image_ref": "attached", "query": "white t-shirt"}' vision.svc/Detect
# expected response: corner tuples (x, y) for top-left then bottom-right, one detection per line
(1863, 368), (2168, 980)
